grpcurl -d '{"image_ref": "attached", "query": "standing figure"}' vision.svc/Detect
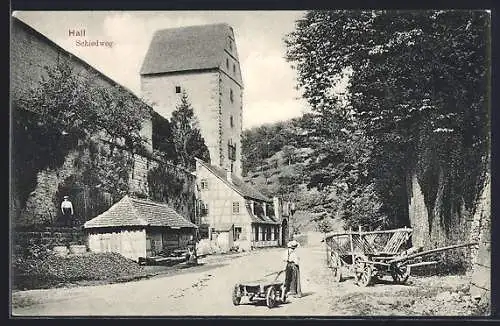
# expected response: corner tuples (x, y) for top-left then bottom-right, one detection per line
(282, 240), (302, 298)
(61, 196), (74, 227)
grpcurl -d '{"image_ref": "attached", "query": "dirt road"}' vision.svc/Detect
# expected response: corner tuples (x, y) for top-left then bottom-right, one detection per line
(11, 232), (480, 316)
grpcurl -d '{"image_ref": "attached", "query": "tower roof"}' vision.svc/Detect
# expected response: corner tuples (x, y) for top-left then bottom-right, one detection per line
(141, 23), (241, 82)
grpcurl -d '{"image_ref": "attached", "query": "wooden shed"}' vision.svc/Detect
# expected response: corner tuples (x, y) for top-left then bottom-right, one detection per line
(84, 195), (197, 261)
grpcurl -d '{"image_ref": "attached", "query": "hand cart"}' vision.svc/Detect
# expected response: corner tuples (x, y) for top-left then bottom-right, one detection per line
(232, 270), (287, 308)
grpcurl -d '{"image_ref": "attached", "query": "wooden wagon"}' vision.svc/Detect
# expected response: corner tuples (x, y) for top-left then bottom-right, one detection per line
(324, 227), (476, 287)
(232, 270), (287, 308)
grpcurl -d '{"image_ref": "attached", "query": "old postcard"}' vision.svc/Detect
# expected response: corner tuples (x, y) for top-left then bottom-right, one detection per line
(10, 10), (491, 317)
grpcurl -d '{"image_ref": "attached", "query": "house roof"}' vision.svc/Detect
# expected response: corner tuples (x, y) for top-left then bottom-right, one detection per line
(196, 158), (271, 202)
(84, 195), (197, 229)
(141, 24), (241, 82)
(245, 202), (281, 225)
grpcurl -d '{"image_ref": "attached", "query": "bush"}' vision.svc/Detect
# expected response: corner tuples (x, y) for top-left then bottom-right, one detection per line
(13, 250), (149, 290)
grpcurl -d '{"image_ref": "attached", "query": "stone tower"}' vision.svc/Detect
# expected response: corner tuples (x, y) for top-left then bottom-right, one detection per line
(140, 23), (243, 177)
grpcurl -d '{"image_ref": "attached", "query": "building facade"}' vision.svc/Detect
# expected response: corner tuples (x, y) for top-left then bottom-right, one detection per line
(195, 158), (284, 250)
(140, 23), (243, 177)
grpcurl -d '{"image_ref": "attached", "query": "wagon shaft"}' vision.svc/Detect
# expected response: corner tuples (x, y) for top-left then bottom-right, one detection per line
(389, 242), (478, 264)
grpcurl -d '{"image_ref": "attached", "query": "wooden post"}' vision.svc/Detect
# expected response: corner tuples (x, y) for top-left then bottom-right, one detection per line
(349, 227), (355, 264)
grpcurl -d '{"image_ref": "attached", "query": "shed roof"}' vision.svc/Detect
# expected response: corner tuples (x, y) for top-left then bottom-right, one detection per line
(84, 195), (197, 229)
(196, 158), (271, 202)
(141, 23), (241, 84)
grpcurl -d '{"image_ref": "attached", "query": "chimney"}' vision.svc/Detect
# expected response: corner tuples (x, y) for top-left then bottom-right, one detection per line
(226, 169), (232, 183)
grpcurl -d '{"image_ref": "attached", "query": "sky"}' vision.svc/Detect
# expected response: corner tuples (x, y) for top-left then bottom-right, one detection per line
(13, 11), (310, 130)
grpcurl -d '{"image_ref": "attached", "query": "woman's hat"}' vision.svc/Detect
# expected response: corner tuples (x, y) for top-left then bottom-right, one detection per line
(63, 196), (69, 199)
(287, 240), (299, 248)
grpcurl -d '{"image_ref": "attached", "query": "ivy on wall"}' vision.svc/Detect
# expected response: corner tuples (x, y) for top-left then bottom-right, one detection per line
(12, 60), (149, 226)
(147, 163), (196, 222)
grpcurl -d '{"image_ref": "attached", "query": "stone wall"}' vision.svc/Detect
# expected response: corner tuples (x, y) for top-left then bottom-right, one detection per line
(11, 17), (153, 225)
(13, 227), (86, 253)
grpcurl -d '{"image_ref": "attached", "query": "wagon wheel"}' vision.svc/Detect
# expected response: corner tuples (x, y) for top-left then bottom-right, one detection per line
(354, 255), (373, 287)
(330, 252), (343, 282)
(266, 286), (277, 308)
(391, 263), (410, 285)
(232, 284), (242, 305)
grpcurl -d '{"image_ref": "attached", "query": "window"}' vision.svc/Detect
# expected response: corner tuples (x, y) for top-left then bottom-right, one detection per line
(234, 227), (242, 241)
(226, 58), (229, 69)
(175, 86), (181, 93)
(201, 179), (208, 190)
(199, 225), (209, 239)
(274, 227), (279, 241)
(230, 88), (234, 103)
(210, 228), (216, 240)
(228, 141), (236, 161)
(233, 63), (236, 74)
(230, 161), (234, 173)
(229, 40), (232, 51)
(201, 203), (209, 216)
(232, 202), (240, 214)
(230, 115), (234, 128)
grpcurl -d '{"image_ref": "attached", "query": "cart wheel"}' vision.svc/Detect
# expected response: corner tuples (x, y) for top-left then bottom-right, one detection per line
(391, 264), (410, 285)
(232, 284), (242, 306)
(331, 253), (343, 282)
(266, 286), (277, 308)
(354, 255), (372, 287)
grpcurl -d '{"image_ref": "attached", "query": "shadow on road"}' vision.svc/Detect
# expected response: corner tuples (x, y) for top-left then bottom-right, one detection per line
(298, 291), (314, 298)
(148, 263), (228, 280)
(238, 299), (290, 308)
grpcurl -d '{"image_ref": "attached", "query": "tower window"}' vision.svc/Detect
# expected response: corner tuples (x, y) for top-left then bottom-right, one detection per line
(229, 40), (233, 51)
(226, 58), (229, 69)
(230, 89), (234, 103)
(201, 179), (208, 190)
(233, 64), (236, 74)
(175, 86), (181, 93)
(230, 115), (234, 128)
(228, 141), (236, 161)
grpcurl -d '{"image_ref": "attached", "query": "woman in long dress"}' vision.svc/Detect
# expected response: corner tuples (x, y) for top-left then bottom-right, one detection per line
(282, 240), (302, 298)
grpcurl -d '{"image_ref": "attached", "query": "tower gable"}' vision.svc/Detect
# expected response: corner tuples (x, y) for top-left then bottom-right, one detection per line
(140, 23), (243, 87)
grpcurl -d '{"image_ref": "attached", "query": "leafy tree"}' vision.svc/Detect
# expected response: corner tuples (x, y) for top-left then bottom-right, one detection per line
(16, 60), (150, 154)
(170, 91), (210, 171)
(151, 111), (177, 161)
(285, 10), (490, 243)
